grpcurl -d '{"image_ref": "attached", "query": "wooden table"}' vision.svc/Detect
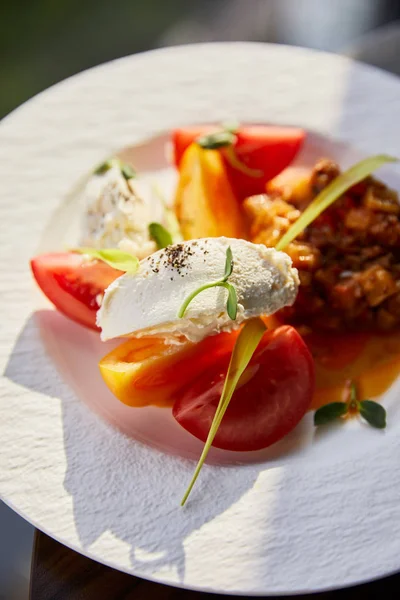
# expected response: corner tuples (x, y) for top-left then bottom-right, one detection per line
(30, 530), (400, 599)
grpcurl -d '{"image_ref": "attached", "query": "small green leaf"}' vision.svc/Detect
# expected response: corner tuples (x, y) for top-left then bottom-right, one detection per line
(314, 402), (348, 426)
(73, 248), (139, 273)
(94, 160), (114, 175)
(178, 248), (238, 320)
(359, 400), (386, 429)
(120, 163), (136, 180)
(94, 158), (136, 180)
(197, 127), (262, 176)
(223, 246), (233, 281)
(181, 317), (267, 506)
(226, 283), (238, 320)
(276, 154), (398, 251)
(197, 130), (236, 150)
(151, 183), (183, 243)
(149, 222), (173, 249)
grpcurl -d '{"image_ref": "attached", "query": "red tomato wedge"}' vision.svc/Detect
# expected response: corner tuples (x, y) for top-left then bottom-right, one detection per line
(173, 326), (314, 451)
(172, 125), (305, 200)
(30, 252), (121, 330)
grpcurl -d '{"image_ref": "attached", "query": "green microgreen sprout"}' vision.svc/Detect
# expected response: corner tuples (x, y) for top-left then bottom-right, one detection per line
(72, 248), (139, 273)
(178, 246), (238, 321)
(314, 382), (386, 429)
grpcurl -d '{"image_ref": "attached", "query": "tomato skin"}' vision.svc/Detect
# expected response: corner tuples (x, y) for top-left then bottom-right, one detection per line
(227, 126), (305, 199)
(172, 126), (211, 166)
(99, 330), (240, 407)
(172, 125), (305, 200)
(172, 326), (314, 451)
(30, 252), (121, 330)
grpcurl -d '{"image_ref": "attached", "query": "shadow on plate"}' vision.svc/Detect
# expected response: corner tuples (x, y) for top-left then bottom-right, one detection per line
(5, 311), (282, 581)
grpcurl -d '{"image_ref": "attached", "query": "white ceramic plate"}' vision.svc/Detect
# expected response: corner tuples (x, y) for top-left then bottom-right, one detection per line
(1, 43), (400, 596)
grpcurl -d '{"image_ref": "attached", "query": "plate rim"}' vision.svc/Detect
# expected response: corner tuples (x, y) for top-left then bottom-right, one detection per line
(1, 41), (400, 595)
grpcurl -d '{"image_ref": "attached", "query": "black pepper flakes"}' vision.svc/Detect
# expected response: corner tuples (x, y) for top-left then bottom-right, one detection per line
(161, 243), (197, 275)
(147, 241), (209, 277)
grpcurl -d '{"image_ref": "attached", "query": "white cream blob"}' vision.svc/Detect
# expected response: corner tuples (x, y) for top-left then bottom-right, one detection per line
(97, 237), (299, 342)
(80, 164), (165, 260)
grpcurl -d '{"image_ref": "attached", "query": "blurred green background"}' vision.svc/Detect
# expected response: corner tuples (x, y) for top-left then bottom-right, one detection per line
(2, 0), (400, 119)
(1, 0), (192, 118)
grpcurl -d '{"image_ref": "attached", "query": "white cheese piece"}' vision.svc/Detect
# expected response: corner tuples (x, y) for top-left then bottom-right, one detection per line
(97, 237), (299, 342)
(80, 164), (165, 260)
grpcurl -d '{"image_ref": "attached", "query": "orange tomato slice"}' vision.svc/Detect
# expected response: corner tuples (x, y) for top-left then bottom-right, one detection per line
(174, 143), (246, 240)
(99, 330), (239, 408)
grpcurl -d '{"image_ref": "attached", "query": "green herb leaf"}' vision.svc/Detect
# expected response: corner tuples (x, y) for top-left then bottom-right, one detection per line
(197, 130), (236, 150)
(94, 160), (114, 175)
(149, 222), (173, 249)
(120, 163), (136, 180)
(94, 158), (136, 180)
(223, 245), (234, 281)
(151, 183), (184, 243)
(314, 402), (348, 426)
(73, 248), (139, 273)
(197, 126), (262, 176)
(359, 400), (386, 429)
(276, 154), (398, 251)
(181, 317), (267, 506)
(178, 247), (238, 320)
(226, 283), (238, 320)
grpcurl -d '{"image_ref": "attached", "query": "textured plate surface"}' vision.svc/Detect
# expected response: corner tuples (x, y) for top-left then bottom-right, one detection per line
(1, 42), (400, 595)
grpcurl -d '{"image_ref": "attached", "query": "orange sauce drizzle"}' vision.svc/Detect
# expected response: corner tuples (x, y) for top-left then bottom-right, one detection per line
(305, 330), (400, 409)
(263, 315), (400, 409)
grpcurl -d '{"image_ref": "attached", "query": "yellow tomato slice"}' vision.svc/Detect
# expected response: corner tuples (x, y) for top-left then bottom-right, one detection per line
(174, 143), (246, 240)
(99, 331), (239, 408)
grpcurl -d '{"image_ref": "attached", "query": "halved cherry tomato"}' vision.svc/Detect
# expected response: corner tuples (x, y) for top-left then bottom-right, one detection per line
(173, 326), (314, 451)
(172, 125), (305, 200)
(99, 330), (240, 407)
(30, 252), (121, 330)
